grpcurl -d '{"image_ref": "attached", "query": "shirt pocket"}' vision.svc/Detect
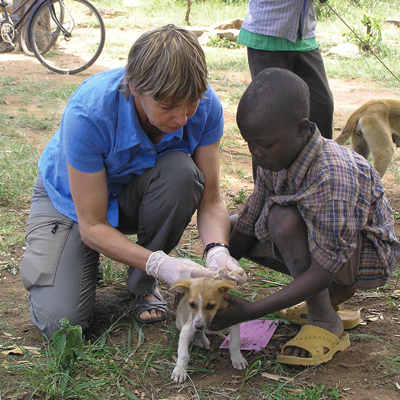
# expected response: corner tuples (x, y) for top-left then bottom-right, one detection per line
(19, 215), (74, 290)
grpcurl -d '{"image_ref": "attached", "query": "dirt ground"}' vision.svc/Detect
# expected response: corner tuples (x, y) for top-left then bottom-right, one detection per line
(1, 51), (400, 400)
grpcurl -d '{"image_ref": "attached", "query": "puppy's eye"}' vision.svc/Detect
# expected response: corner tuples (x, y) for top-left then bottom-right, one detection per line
(189, 302), (196, 309)
(206, 304), (215, 310)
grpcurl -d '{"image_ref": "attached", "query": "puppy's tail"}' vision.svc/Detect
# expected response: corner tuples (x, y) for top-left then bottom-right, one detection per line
(336, 111), (360, 145)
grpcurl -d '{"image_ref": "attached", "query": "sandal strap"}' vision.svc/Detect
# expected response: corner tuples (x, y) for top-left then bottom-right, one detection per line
(133, 290), (169, 319)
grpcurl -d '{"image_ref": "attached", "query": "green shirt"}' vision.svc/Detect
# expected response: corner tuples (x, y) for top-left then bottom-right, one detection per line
(238, 28), (318, 52)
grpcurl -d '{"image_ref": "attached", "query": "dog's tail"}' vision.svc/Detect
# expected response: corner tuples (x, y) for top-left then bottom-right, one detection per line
(336, 110), (361, 145)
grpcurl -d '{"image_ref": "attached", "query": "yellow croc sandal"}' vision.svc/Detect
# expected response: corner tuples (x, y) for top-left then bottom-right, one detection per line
(276, 325), (350, 366)
(276, 302), (360, 330)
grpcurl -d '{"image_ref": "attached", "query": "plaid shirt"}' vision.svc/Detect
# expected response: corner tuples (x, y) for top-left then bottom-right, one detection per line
(236, 126), (400, 288)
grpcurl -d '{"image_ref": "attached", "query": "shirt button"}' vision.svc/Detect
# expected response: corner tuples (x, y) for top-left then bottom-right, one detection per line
(150, 150), (155, 154)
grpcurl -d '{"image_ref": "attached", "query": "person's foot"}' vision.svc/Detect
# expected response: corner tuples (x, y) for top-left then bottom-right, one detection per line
(132, 287), (168, 324)
(283, 309), (343, 358)
(138, 288), (166, 321)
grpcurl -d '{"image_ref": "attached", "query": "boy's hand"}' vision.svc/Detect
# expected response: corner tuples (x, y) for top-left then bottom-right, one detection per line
(206, 247), (247, 284)
(207, 293), (250, 331)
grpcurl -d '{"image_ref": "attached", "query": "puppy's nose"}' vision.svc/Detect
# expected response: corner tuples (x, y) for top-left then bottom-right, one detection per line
(194, 324), (204, 331)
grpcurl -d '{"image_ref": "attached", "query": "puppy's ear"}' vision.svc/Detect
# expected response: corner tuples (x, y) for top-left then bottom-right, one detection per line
(170, 279), (192, 293)
(217, 280), (237, 294)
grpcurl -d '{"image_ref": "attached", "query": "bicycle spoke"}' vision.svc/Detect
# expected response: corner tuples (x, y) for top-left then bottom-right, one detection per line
(29, 0), (105, 74)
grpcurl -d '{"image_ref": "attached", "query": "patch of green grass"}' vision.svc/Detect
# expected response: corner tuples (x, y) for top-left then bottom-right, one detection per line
(232, 188), (247, 204)
(1, 316), (347, 399)
(0, 134), (39, 209)
(97, 259), (129, 286)
(2, 318), (144, 399)
(206, 35), (245, 49)
(205, 47), (249, 71)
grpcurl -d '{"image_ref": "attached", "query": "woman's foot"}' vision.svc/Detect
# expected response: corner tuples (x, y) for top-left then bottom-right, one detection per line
(139, 288), (166, 321)
(133, 287), (168, 324)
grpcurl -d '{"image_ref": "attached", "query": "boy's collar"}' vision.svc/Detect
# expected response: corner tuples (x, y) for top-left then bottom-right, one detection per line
(286, 123), (322, 183)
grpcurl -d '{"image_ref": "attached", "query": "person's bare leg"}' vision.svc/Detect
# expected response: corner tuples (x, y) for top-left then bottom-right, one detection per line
(329, 282), (357, 307)
(268, 204), (343, 357)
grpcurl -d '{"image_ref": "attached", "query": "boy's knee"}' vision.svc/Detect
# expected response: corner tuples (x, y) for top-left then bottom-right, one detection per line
(268, 204), (305, 241)
(229, 214), (238, 233)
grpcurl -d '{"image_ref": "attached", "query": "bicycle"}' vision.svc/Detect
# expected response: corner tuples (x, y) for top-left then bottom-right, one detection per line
(0, 0), (105, 74)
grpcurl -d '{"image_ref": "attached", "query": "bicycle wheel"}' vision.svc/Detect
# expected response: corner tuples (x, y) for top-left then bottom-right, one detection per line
(21, 9), (63, 56)
(29, 0), (105, 74)
(20, 23), (34, 56)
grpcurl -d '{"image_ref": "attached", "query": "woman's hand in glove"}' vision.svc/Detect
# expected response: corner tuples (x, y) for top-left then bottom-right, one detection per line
(146, 250), (220, 286)
(206, 247), (247, 284)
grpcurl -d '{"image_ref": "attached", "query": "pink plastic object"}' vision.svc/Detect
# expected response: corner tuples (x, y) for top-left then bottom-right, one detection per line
(220, 320), (279, 351)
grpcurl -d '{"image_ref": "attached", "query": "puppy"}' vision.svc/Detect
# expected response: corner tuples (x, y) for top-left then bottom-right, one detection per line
(336, 99), (400, 177)
(170, 277), (248, 383)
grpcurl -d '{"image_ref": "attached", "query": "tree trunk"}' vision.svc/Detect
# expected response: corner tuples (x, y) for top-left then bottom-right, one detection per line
(185, 0), (191, 24)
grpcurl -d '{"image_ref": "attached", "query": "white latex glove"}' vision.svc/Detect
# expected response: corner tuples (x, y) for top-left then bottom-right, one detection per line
(146, 250), (220, 286)
(206, 247), (247, 284)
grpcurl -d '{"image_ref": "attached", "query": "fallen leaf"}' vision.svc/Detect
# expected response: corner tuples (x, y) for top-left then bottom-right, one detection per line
(391, 290), (400, 299)
(2, 347), (24, 356)
(1, 346), (41, 357)
(261, 372), (293, 382)
(2, 391), (29, 399)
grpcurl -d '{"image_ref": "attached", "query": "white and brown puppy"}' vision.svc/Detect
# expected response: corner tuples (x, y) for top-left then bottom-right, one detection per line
(170, 277), (248, 383)
(336, 99), (400, 177)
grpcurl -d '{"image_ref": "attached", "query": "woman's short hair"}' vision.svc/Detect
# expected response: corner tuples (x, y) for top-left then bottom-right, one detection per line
(122, 24), (208, 104)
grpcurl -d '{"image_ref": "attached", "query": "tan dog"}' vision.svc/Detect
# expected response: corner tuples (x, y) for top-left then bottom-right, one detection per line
(336, 99), (400, 177)
(170, 277), (248, 383)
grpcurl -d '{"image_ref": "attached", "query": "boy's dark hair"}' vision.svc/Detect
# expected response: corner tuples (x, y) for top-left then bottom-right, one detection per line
(237, 68), (310, 125)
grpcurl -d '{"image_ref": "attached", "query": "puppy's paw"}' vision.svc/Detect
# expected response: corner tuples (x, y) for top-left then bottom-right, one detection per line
(231, 353), (248, 370)
(171, 365), (187, 383)
(194, 333), (210, 350)
(219, 267), (247, 284)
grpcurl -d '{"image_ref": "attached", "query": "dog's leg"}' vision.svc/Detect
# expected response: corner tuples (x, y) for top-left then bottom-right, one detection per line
(171, 324), (196, 383)
(367, 125), (395, 178)
(356, 117), (394, 178)
(352, 126), (370, 160)
(194, 330), (210, 350)
(228, 324), (248, 370)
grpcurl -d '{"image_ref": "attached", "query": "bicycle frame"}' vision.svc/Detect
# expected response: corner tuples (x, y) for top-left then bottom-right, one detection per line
(1, 0), (68, 42)
(45, 0), (70, 37)
(1, 0), (41, 31)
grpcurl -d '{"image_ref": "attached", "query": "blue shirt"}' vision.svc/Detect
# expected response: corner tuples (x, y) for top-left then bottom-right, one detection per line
(38, 68), (224, 226)
(241, 0), (318, 43)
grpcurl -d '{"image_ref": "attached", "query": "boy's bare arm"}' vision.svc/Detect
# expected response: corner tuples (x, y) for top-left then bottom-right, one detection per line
(229, 229), (258, 260)
(208, 257), (335, 330)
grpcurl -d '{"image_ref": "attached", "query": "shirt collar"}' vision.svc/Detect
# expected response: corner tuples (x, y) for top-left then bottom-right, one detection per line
(287, 123), (323, 185)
